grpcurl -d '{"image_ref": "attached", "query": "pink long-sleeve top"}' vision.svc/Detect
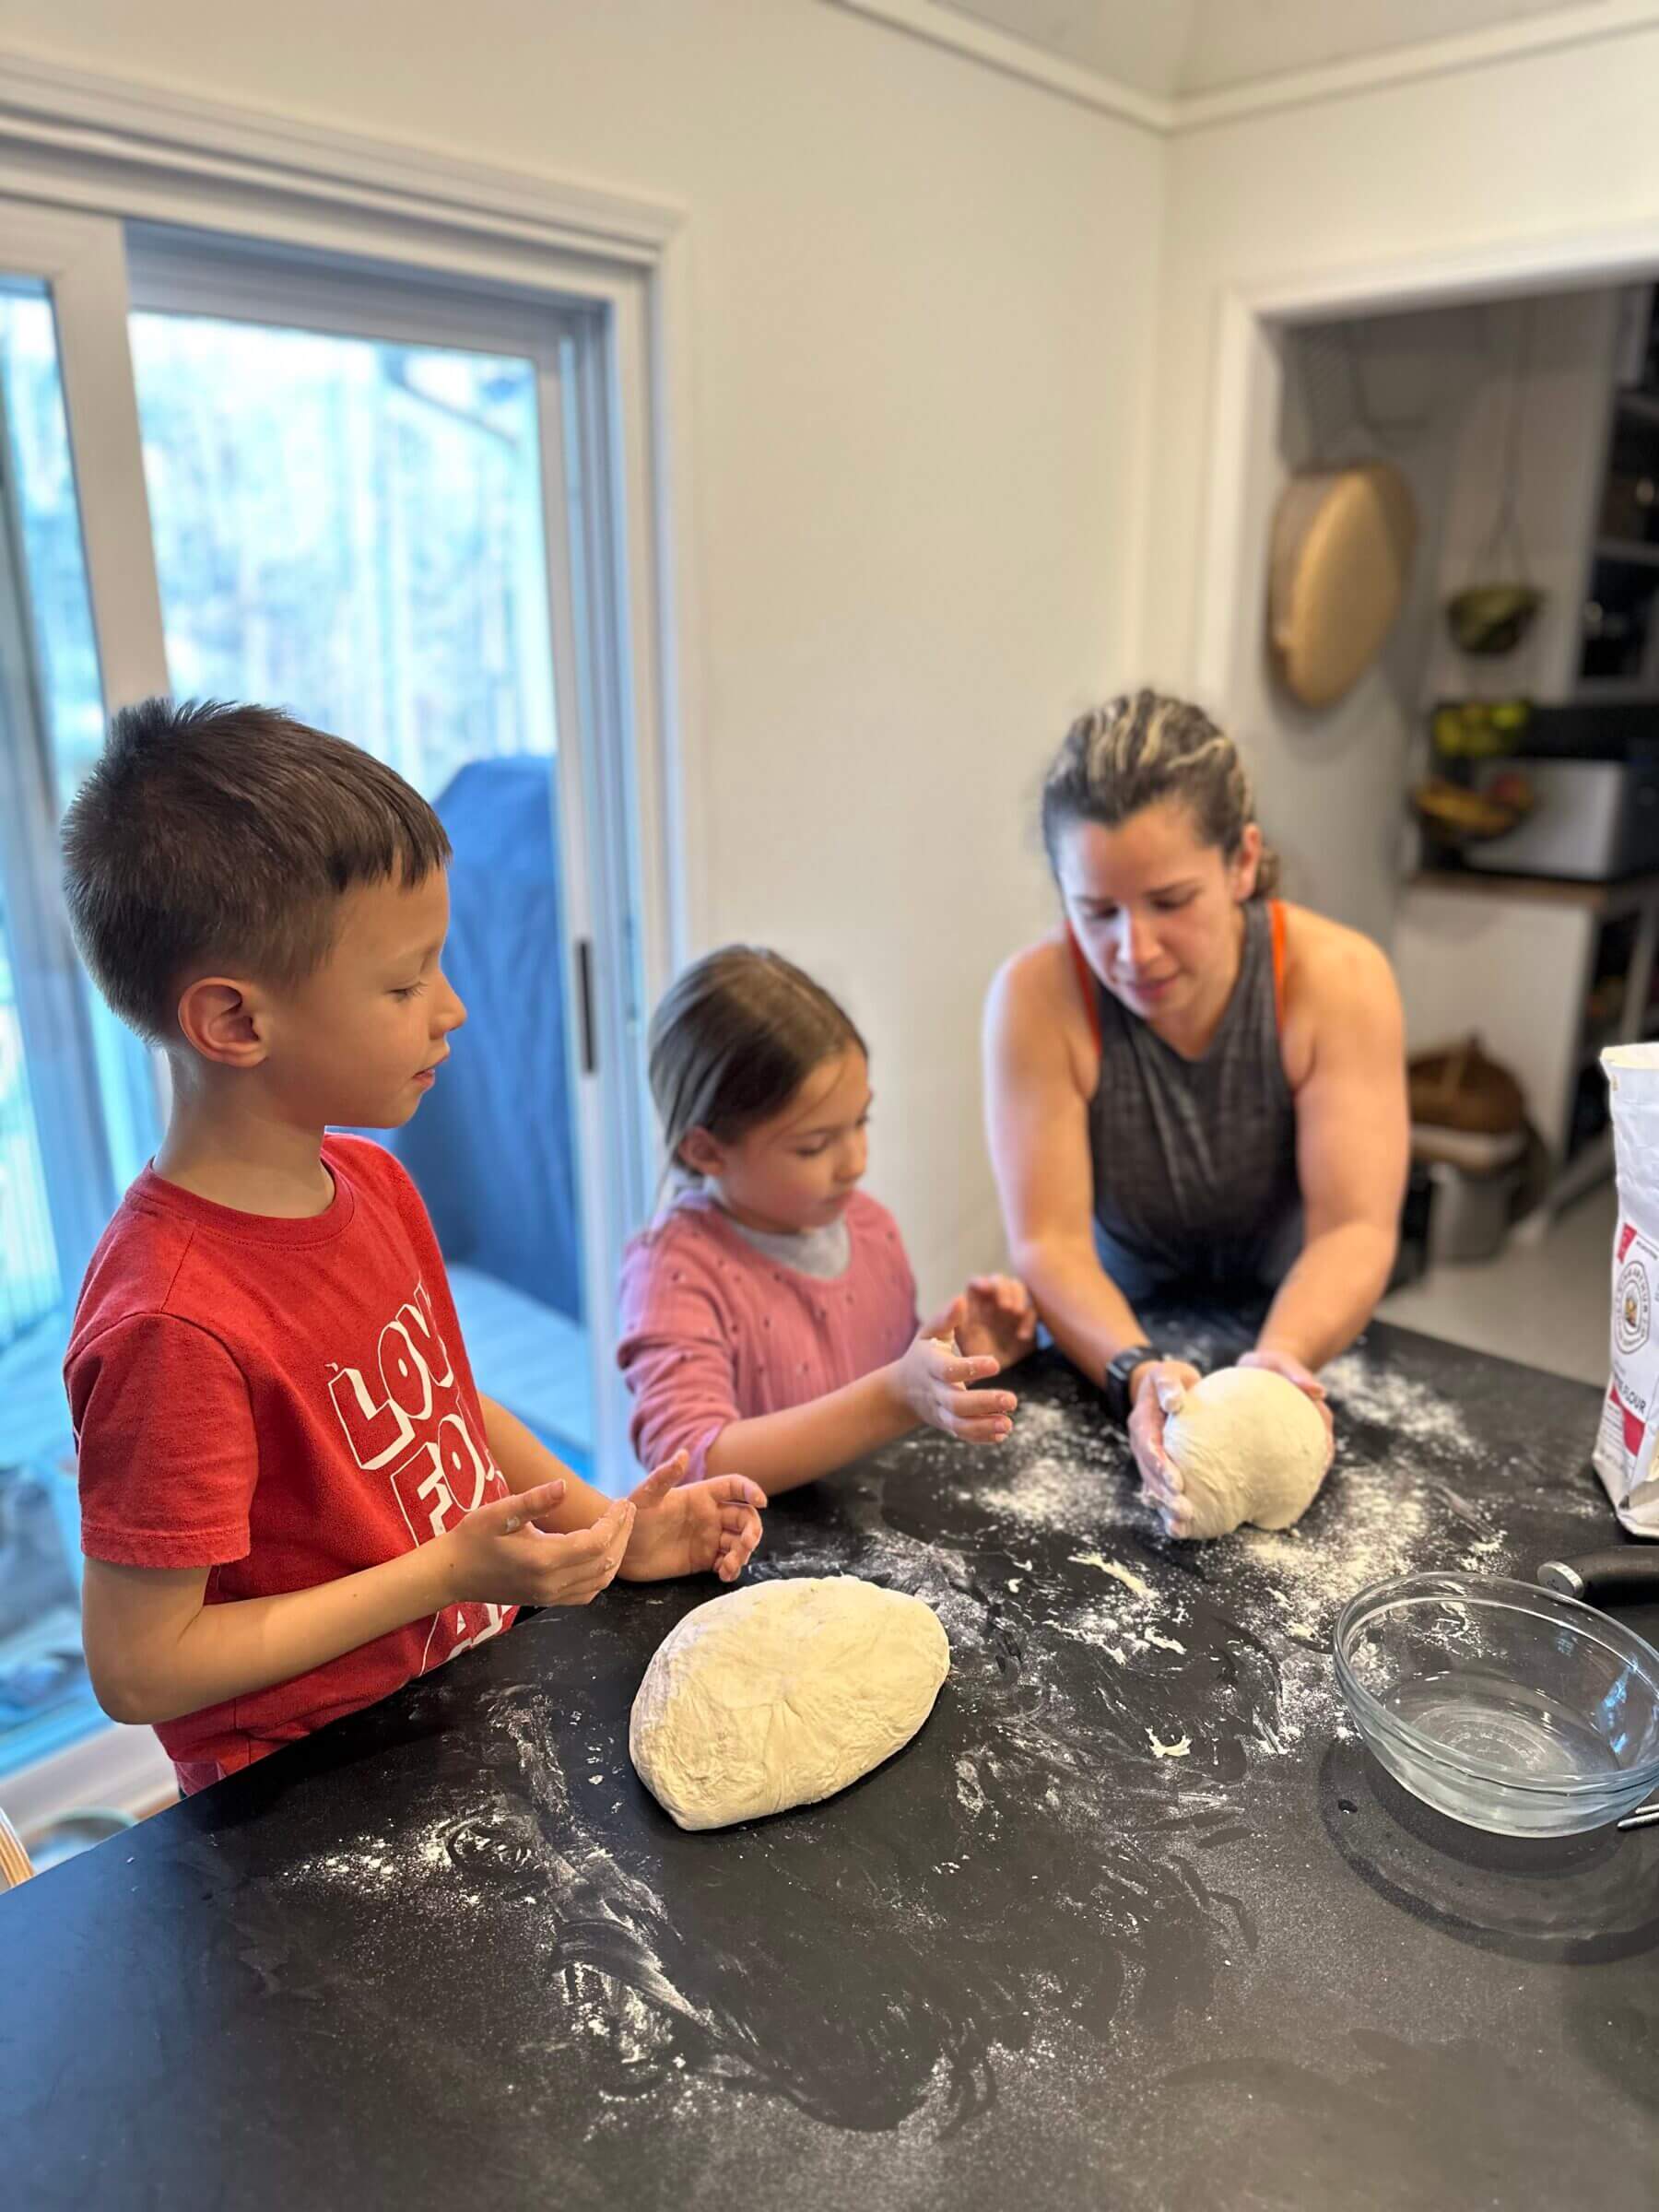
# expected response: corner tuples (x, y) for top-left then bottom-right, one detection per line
(617, 1189), (919, 1480)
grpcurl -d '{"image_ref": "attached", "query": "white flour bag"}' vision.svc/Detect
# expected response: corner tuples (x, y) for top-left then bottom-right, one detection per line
(1596, 1044), (1659, 1536)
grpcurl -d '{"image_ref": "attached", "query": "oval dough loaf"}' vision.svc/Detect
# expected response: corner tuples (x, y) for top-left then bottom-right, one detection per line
(629, 1576), (949, 1831)
(1162, 1366), (1330, 1540)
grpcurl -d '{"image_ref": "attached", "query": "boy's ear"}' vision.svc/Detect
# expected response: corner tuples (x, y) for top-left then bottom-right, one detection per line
(174, 975), (270, 1069)
(677, 1126), (724, 1178)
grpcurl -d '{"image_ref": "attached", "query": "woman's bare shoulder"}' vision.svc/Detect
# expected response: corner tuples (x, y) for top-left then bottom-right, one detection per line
(984, 930), (1096, 1091)
(989, 930), (1073, 1007)
(1277, 904), (1402, 1091)
(1280, 901), (1397, 1004)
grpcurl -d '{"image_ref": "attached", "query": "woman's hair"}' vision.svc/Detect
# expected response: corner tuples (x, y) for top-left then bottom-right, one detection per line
(648, 945), (866, 1177)
(1039, 688), (1279, 897)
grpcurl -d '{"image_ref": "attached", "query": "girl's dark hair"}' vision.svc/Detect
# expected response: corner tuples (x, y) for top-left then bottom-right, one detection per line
(1039, 688), (1279, 896)
(61, 695), (450, 1043)
(649, 946), (865, 1178)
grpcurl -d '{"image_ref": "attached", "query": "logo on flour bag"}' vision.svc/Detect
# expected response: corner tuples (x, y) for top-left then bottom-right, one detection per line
(1618, 1255), (1652, 1356)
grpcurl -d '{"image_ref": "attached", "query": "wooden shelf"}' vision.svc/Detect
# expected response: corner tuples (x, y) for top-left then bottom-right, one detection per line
(1410, 867), (1659, 912)
(1596, 536), (1659, 568)
(1618, 389), (1659, 429)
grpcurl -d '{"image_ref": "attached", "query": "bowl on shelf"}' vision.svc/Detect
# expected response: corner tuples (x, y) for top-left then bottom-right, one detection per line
(1412, 773), (1534, 846)
(1334, 1572), (1659, 1837)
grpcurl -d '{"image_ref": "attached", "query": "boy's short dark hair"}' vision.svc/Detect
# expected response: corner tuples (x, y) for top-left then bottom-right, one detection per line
(61, 697), (451, 1045)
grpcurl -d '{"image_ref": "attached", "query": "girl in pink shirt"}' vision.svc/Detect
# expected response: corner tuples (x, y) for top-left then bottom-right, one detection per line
(618, 946), (1035, 1492)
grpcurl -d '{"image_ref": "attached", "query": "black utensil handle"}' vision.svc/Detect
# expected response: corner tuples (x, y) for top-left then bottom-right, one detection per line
(1539, 1550), (1659, 1601)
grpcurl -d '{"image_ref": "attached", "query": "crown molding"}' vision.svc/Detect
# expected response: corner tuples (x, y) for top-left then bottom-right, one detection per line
(0, 44), (682, 264)
(825, 0), (1172, 132)
(826, 0), (1659, 138)
(1175, 0), (1659, 134)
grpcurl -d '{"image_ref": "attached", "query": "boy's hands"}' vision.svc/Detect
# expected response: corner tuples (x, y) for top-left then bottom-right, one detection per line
(438, 1479), (636, 1608)
(959, 1273), (1038, 1367)
(888, 1300), (1018, 1443)
(440, 1456), (765, 1605)
(618, 1452), (768, 1583)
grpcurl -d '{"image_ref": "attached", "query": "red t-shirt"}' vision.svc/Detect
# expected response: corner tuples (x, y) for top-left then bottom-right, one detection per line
(65, 1135), (516, 1793)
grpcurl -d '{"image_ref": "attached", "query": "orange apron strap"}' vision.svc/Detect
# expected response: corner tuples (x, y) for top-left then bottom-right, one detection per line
(1269, 899), (1288, 1034)
(1066, 925), (1102, 1053)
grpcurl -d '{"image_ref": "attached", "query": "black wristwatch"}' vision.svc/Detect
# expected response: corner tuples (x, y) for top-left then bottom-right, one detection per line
(1103, 1343), (1161, 1428)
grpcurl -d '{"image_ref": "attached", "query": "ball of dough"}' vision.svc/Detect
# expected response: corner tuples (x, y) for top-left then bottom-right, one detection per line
(629, 1577), (950, 1831)
(1161, 1366), (1330, 1540)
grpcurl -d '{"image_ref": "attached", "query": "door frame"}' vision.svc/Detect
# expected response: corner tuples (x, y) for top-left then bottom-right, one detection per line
(0, 205), (171, 1288)
(1192, 218), (1659, 709)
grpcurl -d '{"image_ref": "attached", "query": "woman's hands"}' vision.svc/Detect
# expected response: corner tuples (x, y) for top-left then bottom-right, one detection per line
(1125, 1359), (1203, 1537)
(1128, 1348), (1335, 1537)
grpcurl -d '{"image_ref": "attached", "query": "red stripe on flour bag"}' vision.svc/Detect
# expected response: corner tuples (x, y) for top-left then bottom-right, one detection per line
(1619, 1222), (1639, 1263)
(1611, 1385), (1648, 1456)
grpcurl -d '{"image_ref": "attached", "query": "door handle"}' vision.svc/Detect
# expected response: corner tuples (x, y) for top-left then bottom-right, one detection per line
(576, 937), (597, 1076)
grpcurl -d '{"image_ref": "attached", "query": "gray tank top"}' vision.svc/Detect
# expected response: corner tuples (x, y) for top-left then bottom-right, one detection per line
(1076, 900), (1302, 1302)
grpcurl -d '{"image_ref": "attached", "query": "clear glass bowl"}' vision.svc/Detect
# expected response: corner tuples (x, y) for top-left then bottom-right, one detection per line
(1334, 1573), (1659, 1836)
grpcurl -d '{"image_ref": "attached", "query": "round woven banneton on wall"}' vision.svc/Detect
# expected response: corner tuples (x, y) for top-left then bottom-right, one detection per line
(1268, 460), (1418, 709)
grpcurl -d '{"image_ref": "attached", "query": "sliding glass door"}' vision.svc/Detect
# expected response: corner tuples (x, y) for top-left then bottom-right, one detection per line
(0, 206), (653, 1799)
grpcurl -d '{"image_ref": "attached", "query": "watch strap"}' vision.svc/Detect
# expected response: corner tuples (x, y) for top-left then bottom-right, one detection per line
(1104, 1342), (1159, 1428)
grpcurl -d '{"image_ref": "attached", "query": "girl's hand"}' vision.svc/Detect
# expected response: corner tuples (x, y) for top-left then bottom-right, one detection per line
(889, 1305), (1017, 1444)
(438, 1480), (635, 1607)
(1239, 1347), (1336, 1462)
(618, 1452), (768, 1583)
(1125, 1360), (1204, 1536)
(959, 1274), (1038, 1368)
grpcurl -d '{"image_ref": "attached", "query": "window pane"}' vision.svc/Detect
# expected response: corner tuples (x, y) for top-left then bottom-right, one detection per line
(131, 310), (591, 1477)
(129, 316), (558, 793)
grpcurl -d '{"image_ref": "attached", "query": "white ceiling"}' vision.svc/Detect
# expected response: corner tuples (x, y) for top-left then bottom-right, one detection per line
(935, 0), (1615, 99)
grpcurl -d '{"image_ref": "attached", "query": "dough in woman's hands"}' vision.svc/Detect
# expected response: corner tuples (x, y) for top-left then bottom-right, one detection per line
(629, 1577), (949, 1831)
(1161, 1367), (1330, 1540)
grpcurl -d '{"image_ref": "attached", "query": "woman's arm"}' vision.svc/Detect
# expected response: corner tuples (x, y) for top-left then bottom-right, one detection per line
(1257, 926), (1408, 1372)
(982, 947), (1153, 1386)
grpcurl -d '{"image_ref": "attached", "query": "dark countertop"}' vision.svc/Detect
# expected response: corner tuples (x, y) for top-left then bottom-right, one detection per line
(6, 1318), (1658, 2211)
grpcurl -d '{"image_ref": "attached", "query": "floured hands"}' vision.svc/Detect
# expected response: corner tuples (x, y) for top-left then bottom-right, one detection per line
(1126, 1359), (1204, 1537)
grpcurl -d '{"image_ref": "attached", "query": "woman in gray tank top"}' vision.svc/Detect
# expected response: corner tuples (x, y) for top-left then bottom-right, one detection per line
(983, 691), (1408, 1533)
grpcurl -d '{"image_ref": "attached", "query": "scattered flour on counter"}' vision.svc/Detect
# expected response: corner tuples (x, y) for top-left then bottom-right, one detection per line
(1322, 1353), (1480, 1459)
(976, 1398), (1135, 1537)
(282, 1816), (465, 1902)
(1070, 1552), (1152, 1599)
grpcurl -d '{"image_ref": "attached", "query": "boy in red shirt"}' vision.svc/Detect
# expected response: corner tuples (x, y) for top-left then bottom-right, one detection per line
(61, 698), (765, 1794)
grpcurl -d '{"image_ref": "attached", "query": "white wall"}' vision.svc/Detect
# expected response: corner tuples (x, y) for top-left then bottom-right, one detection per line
(1144, 23), (1659, 946)
(0, 0), (1164, 1303)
